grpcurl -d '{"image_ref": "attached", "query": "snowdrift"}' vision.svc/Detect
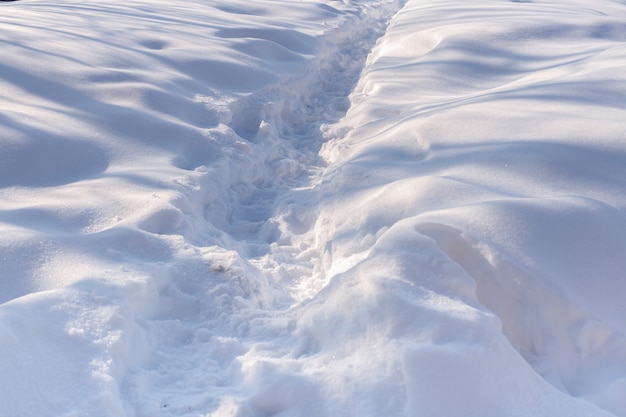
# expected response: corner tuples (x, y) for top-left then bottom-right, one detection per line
(1, 0), (626, 416)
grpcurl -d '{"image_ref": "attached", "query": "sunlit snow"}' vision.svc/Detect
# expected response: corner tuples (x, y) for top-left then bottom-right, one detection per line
(1, 0), (626, 416)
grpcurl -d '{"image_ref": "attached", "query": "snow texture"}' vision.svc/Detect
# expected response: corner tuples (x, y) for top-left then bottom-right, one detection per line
(1, 0), (626, 416)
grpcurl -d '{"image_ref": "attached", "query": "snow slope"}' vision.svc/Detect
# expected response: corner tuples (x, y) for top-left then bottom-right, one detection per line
(1, 0), (626, 416)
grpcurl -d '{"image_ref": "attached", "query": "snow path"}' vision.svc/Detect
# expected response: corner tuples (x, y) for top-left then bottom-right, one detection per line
(119, 2), (409, 415)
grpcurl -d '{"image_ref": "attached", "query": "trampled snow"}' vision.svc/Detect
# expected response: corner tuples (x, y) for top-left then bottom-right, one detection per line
(1, 0), (626, 415)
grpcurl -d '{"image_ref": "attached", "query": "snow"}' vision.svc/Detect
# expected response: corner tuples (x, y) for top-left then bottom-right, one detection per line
(1, 0), (626, 415)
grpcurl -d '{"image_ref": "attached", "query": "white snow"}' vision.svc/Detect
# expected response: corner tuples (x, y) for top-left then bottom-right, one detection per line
(1, 0), (626, 416)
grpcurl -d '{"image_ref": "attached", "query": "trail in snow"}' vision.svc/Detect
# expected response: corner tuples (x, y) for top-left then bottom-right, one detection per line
(120, 3), (407, 415)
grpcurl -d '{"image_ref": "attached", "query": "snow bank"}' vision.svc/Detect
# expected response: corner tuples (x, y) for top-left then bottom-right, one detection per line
(314, 0), (626, 414)
(1, 0), (626, 416)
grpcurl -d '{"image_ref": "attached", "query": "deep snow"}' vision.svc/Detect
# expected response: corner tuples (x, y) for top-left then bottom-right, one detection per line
(1, 0), (626, 416)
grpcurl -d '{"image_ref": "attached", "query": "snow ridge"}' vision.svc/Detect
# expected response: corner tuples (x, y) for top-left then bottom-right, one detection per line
(306, 0), (626, 415)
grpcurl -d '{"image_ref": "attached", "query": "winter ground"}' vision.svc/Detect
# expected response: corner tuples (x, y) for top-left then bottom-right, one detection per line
(1, 0), (626, 416)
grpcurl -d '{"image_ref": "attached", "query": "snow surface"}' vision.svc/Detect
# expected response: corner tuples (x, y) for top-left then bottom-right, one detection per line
(1, 0), (626, 415)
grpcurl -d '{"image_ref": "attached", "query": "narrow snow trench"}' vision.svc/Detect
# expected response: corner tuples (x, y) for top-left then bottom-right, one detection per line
(121, 3), (407, 416)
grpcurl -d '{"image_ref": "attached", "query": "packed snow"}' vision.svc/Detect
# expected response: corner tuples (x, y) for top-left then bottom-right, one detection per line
(1, 0), (626, 416)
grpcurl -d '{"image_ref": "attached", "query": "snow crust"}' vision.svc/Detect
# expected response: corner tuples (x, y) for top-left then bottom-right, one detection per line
(1, 0), (626, 416)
